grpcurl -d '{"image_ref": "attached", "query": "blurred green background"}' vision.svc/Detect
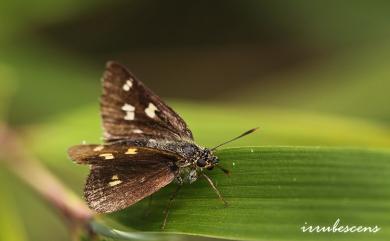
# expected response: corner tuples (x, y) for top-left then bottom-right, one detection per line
(1, 1), (390, 241)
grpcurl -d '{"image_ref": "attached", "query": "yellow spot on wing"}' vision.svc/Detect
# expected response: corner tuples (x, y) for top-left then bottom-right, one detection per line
(109, 180), (122, 186)
(93, 145), (104, 151)
(99, 153), (114, 159)
(125, 148), (138, 155)
(111, 175), (119, 180)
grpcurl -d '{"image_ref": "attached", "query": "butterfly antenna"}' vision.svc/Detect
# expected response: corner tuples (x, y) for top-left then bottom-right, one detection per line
(211, 127), (259, 151)
(217, 165), (231, 176)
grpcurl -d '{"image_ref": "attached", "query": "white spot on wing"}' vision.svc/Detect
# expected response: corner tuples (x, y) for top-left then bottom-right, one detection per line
(133, 129), (143, 134)
(122, 103), (135, 120)
(122, 103), (135, 112)
(122, 79), (133, 91)
(145, 103), (158, 118)
(124, 112), (135, 120)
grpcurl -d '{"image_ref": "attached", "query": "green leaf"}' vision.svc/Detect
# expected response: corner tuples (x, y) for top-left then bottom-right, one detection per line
(105, 147), (390, 241)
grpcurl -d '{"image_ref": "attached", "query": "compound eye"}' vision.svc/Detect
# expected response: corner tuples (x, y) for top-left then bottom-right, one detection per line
(196, 158), (206, 167)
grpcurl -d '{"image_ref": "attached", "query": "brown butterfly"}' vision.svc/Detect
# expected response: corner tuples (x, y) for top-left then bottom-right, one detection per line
(68, 61), (257, 228)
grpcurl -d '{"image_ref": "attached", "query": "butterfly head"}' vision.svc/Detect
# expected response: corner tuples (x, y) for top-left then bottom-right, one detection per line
(195, 128), (259, 175)
(195, 148), (219, 170)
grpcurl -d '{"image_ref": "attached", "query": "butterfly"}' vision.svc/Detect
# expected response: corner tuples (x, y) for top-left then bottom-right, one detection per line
(68, 61), (257, 228)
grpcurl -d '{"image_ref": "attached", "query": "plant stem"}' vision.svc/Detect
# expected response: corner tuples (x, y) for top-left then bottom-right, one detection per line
(0, 123), (94, 233)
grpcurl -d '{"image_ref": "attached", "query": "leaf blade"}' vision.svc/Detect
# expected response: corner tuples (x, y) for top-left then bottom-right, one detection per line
(107, 147), (390, 241)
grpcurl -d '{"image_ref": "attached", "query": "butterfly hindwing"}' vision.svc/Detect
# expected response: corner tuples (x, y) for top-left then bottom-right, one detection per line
(68, 144), (180, 213)
(68, 144), (181, 166)
(85, 161), (176, 213)
(101, 61), (193, 142)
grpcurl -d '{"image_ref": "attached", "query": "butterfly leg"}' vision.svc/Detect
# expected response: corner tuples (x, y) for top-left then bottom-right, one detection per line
(161, 185), (182, 229)
(201, 172), (228, 206)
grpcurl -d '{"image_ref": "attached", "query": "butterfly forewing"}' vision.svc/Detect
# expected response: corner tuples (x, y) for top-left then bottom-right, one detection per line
(101, 61), (193, 142)
(68, 145), (180, 213)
